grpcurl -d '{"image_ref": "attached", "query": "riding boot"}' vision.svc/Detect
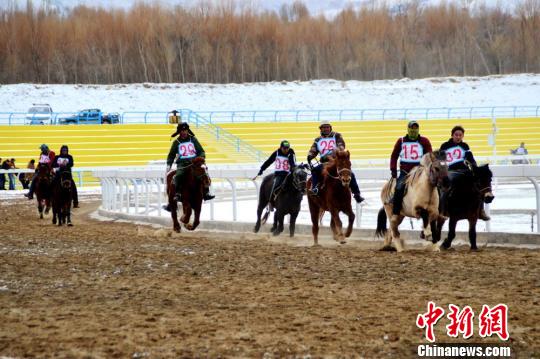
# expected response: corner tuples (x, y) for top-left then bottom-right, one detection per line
(392, 189), (404, 216)
(203, 187), (215, 201)
(174, 190), (182, 202)
(479, 205), (491, 221)
(310, 173), (319, 195)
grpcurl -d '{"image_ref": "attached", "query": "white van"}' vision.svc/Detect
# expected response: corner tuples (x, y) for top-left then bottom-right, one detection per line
(26, 104), (53, 125)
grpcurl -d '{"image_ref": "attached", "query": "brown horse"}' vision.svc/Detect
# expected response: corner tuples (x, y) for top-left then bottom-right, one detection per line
(34, 163), (52, 219)
(376, 150), (449, 252)
(166, 157), (209, 232)
(307, 149), (355, 245)
(52, 170), (73, 226)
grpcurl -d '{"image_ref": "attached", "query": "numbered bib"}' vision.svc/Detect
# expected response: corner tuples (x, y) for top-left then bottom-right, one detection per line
(445, 146), (466, 166)
(178, 141), (197, 159)
(57, 157), (69, 167)
(274, 155), (290, 172)
(39, 154), (51, 164)
(400, 141), (423, 163)
(317, 137), (336, 158)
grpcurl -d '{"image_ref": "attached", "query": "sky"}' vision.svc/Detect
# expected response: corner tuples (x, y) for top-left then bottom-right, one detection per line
(3, 0), (522, 15)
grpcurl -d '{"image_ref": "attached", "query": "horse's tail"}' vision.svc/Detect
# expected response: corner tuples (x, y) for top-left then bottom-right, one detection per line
(261, 207), (270, 225)
(375, 207), (387, 237)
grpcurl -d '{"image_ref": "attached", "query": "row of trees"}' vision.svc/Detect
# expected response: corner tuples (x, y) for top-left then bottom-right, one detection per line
(1, 1), (539, 84)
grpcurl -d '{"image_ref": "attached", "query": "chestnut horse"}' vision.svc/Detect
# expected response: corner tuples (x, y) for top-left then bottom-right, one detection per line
(307, 149), (355, 245)
(34, 163), (52, 219)
(376, 150), (449, 252)
(52, 170), (73, 226)
(166, 157), (209, 232)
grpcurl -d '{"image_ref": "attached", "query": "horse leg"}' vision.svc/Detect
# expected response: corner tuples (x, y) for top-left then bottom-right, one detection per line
(273, 212), (284, 236)
(330, 209), (345, 244)
(38, 200), (44, 219)
(181, 204), (192, 226)
(419, 209), (432, 241)
(390, 214), (404, 252)
(254, 199), (266, 233)
(186, 206), (201, 231)
(442, 217), (458, 250)
(67, 205), (73, 226)
(468, 217), (478, 251)
(170, 199), (181, 233)
(289, 211), (299, 237)
(344, 208), (355, 238)
(308, 199), (320, 246)
(44, 199), (50, 215)
(270, 211), (278, 233)
(52, 206), (57, 225)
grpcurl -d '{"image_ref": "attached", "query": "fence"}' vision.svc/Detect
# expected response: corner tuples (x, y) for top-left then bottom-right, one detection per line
(93, 164), (540, 233)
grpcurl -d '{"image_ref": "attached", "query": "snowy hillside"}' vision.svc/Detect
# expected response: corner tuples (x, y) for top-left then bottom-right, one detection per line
(1, 74), (539, 113)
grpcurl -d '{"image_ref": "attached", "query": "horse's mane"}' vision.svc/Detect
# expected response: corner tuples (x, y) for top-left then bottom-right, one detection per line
(322, 150), (350, 177)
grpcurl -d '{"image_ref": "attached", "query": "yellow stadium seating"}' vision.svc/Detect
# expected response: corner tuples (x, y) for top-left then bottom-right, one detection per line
(220, 118), (540, 160)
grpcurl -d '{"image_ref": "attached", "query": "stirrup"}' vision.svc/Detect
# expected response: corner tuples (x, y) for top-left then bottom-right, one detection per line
(479, 209), (491, 221)
(203, 193), (215, 201)
(174, 193), (182, 202)
(309, 187), (319, 195)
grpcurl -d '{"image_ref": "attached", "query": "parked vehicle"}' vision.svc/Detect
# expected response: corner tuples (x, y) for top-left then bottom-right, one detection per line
(26, 104), (53, 125)
(58, 109), (120, 125)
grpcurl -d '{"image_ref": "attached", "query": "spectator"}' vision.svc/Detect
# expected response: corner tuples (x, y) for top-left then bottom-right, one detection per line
(510, 142), (529, 164)
(0, 158), (10, 190)
(8, 158), (17, 190)
(19, 159), (35, 189)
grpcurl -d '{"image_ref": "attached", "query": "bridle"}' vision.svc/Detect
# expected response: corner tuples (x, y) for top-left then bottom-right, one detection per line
(291, 167), (308, 192)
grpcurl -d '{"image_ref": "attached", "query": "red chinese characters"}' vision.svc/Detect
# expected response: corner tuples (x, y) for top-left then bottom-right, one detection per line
(416, 301), (445, 342)
(478, 304), (509, 341)
(446, 304), (474, 339)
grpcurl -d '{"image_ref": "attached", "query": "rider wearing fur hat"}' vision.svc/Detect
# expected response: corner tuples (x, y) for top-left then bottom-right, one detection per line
(390, 120), (433, 216)
(166, 122), (214, 202)
(24, 144), (55, 200)
(307, 120), (364, 203)
(52, 145), (79, 208)
(254, 140), (297, 204)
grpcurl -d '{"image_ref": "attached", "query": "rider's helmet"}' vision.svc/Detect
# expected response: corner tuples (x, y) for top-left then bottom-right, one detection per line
(60, 145), (69, 153)
(280, 140), (290, 149)
(40, 144), (49, 152)
(170, 122), (191, 137)
(407, 120), (419, 128)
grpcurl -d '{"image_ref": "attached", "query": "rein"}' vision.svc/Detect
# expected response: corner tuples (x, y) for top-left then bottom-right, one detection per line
(327, 167), (351, 180)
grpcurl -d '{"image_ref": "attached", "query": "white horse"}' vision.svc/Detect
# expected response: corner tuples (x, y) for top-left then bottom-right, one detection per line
(376, 150), (449, 252)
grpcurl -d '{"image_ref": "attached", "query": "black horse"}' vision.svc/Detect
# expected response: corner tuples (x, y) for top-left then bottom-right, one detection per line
(254, 164), (309, 237)
(52, 170), (74, 226)
(435, 163), (494, 250)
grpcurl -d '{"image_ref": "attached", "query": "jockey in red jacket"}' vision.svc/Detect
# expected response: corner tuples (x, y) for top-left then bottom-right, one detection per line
(24, 144), (55, 200)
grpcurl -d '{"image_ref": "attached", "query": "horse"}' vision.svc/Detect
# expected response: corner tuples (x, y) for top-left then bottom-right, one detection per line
(34, 163), (52, 219)
(253, 163), (309, 237)
(434, 163), (494, 251)
(376, 150), (449, 252)
(166, 157), (209, 232)
(52, 170), (73, 226)
(307, 149), (355, 245)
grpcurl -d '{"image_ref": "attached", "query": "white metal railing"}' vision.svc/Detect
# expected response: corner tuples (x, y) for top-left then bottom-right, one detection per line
(93, 164), (540, 233)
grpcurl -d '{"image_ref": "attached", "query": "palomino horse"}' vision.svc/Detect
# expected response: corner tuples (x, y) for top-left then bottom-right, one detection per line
(166, 157), (209, 232)
(34, 163), (52, 219)
(253, 163), (309, 237)
(52, 170), (73, 226)
(434, 163), (494, 251)
(307, 149), (355, 245)
(376, 150), (449, 252)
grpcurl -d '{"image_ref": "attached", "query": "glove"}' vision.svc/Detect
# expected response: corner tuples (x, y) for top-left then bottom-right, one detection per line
(307, 154), (314, 162)
(391, 169), (397, 178)
(257, 169), (263, 176)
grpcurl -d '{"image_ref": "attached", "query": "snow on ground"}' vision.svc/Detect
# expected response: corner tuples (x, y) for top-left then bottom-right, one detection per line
(1, 74), (540, 113)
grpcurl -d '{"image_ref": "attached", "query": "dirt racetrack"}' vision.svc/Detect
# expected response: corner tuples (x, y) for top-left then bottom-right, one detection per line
(1, 198), (539, 358)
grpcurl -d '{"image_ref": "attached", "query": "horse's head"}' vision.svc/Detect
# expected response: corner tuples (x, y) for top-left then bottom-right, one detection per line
(291, 163), (310, 193)
(37, 163), (49, 177)
(326, 149), (352, 187)
(59, 170), (73, 190)
(473, 164), (494, 203)
(192, 157), (210, 187)
(425, 150), (449, 189)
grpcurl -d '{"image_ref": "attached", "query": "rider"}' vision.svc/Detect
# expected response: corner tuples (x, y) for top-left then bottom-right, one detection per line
(254, 140), (296, 204)
(167, 122), (215, 202)
(439, 125), (490, 221)
(52, 145), (79, 208)
(390, 120), (432, 216)
(24, 144), (55, 200)
(307, 120), (364, 203)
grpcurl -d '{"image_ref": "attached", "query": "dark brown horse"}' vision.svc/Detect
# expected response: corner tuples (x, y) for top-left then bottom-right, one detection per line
(166, 157), (209, 232)
(434, 163), (494, 251)
(34, 163), (52, 219)
(52, 170), (73, 226)
(307, 149), (355, 245)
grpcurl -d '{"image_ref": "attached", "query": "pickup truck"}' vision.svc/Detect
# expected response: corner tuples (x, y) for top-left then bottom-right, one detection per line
(58, 109), (120, 125)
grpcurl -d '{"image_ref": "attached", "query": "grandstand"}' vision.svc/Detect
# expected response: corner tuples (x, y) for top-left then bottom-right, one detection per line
(220, 117), (540, 161)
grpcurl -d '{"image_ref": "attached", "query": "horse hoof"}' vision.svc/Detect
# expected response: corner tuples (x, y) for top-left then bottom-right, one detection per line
(67, 222), (73, 227)
(380, 245), (397, 252)
(339, 240), (347, 245)
(420, 232), (425, 239)
(174, 227), (181, 233)
(470, 247), (479, 252)
(185, 224), (194, 231)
